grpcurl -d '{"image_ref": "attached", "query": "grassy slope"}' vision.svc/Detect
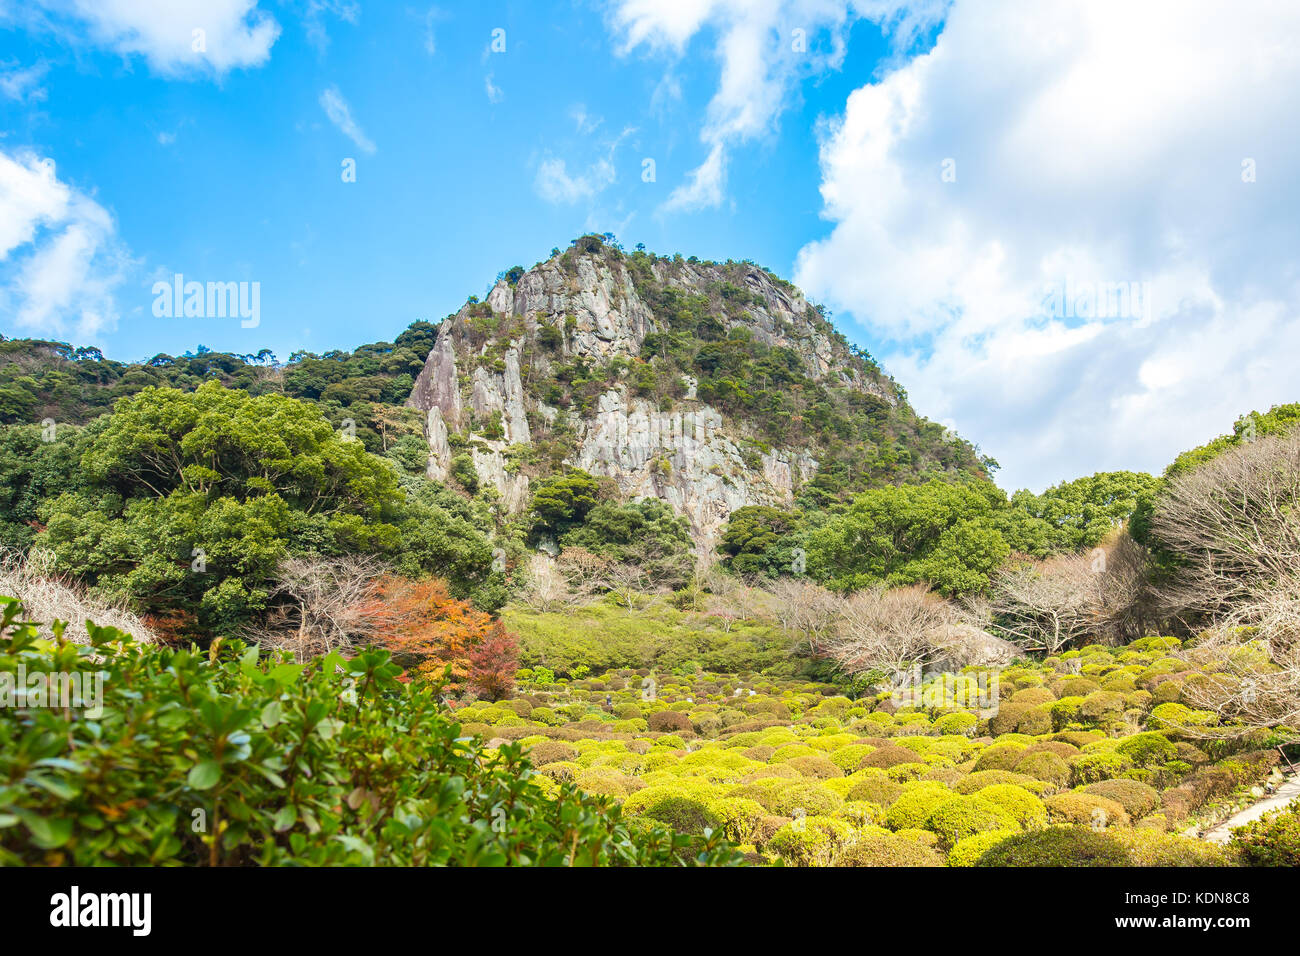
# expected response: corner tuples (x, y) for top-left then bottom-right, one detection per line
(503, 597), (789, 677)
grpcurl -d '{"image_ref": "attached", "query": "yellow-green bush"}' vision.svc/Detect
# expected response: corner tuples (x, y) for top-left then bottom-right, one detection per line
(621, 786), (722, 835)
(974, 825), (1128, 867)
(766, 816), (853, 866)
(948, 829), (1019, 867)
(973, 742), (1028, 773)
(1114, 829), (1229, 865)
(933, 712), (978, 735)
(834, 832), (944, 867)
(924, 795), (1020, 850)
(883, 785), (954, 831)
(709, 797), (768, 844)
(955, 770), (1042, 794)
(1081, 779), (1161, 820)
(787, 755), (844, 779)
(977, 784), (1048, 828)
(1013, 750), (1070, 789)
(1044, 792), (1130, 828)
(846, 774), (905, 807)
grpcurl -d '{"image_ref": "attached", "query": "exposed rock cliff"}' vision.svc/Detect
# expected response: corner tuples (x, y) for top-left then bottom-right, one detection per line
(407, 238), (981, 545)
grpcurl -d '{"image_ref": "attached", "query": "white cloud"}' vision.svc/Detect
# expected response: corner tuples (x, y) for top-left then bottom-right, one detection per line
(420, 6), (444, 56)
(608, 1), (935, 212)
(0, 60), (49, 102)
(319, 84), (375, 154)
(298, 0), (358, 52)
(0, 149), (131, 341)
(793, 0), (1300, 491)
(570, 104), (603, 134)
(535, 157), (617, 205)
(27, 0), (280, 77)
(534, 128), (635, 205)
(663, 141), (726, 212)
(484, 73), (503, 103)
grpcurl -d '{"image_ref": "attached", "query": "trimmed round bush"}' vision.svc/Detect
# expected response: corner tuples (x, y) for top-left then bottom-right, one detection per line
(1010, 687), (1056, 706)
(834, 801), (882, 829)
(828, 744), (875, 772)
(1055, 677), (1103, 698)
(767, 815), (852, 867)
(1113, 828), (1229, 866)
(787, 755), (844, 779)
(933, 712), (978, 736)
(834, 832), (944, 867)
(977, 784), (1048, 828)
(921, 767), (963, 788)
(742, 764), (801, 783)
(1044, 792), (1130, 828)
(1067, 751), (1134, 786)
(1047, 696), (1086, 728)
(1054, 730), (1105, 748)
(1115, 732), (1178, 767)
(1016, 706), (1054, 736)
(948, 829), (1018, 867)
(846, 775), (905, 807)
(620, 787), (721, 835)
(1013, 751), (1070, 789)
(955, 770), (1042, 795)
(883, 785), (953, 831)
(975, 825), (1129, 867)
(527, 740), (578, 766)
(573, 767), (639, 798)
(885, 762), (930, 783)
(648, 710), (693, 733)
(1021, 740), (1080, 760)
(1082, 779), (1161, 820)
(1079, 691), (1127, 722)
(924, 795), (1020, 850)
(894, 827), (941, 847)
(973, 742), (1028, 773)
(535, 760), (580, 783)
(770, 744), (820, 763)
(737, 781), (843, 817)
(989, 702), (1032, 736)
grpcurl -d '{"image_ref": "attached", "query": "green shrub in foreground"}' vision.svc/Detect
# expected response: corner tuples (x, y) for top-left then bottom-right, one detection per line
(1230, 800), (1300, 866)
(0, 598), (738, 866)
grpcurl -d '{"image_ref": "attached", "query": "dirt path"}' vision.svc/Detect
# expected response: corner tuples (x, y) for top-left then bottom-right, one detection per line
(1201, 771), (1300, 844)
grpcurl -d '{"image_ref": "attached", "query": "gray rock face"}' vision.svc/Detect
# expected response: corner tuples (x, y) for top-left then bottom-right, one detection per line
(407, 331), (462, 429)
(573, 388), (815, 542)
(406, 247), (896, 545)
(468, 345), (530, 444)
(424, 406), (451, 481)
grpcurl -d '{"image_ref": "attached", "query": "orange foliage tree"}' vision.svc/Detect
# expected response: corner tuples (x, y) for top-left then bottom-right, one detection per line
(372, 576), (517, 700)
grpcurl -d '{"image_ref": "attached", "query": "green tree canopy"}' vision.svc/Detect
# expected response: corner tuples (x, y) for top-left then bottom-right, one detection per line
(36, 382), (500, 633)
(719, 505), (804, 576)
(1009, 470), (1160, 551)
(529, 468), (601, 536)
(805, 479), (1015, 595)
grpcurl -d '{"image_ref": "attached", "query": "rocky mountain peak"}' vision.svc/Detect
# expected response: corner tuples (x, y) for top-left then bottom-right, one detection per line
(407, 237), (978, 546)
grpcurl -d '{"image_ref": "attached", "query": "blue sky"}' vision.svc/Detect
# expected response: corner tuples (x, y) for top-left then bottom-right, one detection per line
(0, 2), (901, 363)
(2, 1), (1299, 492)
